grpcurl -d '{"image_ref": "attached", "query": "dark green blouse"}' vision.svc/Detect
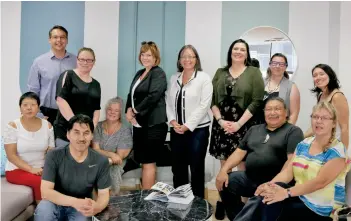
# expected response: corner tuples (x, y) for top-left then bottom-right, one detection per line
(211, 66), (264, 115)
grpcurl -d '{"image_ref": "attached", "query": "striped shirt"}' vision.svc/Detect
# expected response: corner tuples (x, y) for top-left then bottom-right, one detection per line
(293, 137), (350, 218)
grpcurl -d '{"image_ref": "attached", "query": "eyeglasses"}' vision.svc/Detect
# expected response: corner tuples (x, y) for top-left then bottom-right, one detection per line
(264, 107), (284, 113)
(270, 61), (287, 67)
(180, 56), (196, 60)
(51, 35), (67, 40)
(141, 41), (156, 46)
(310, 115), (333, 121)
(77, 58), (94, 64)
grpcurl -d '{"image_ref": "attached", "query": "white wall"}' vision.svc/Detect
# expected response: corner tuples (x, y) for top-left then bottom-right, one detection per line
(1, 2), (22, 132)
(339, 1), (351, 106)
(84, 2), (119, 120)
(339, 1), (351, 157)
(289, 2), (331, 132)
(185, 1), (222, 79)
(290, 2), (350, 154)
(185, 1), (223, 190)
(328, 1), (340, 74)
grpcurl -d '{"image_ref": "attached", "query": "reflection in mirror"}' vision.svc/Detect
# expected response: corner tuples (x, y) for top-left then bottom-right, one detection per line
(241, 26), (298, 78)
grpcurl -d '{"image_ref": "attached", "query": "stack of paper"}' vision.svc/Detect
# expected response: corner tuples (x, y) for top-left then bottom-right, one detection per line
(144, 182), (195, 205)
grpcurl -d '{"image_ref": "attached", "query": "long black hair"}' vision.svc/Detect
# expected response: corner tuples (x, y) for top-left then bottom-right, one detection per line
(310, 64), (340, 98)
(224, 39), (252, 70)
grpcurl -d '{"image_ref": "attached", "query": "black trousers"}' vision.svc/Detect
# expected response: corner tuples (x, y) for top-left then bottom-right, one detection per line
(40, 106), (58, 125)
(219, 171), (260, 220)
(170, 126), (209, 198)
(234, 182), (333, 221)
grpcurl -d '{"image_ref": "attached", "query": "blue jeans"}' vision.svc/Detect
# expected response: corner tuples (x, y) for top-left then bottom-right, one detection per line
(234, 182), (333, 221)
(34, 200), (90, 221)
(170, 126), (210, 198)
(260, 182), (332, 221)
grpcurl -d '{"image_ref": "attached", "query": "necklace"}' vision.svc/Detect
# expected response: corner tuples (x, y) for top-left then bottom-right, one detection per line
(104, 121), (120, 135)
(182, 71), (193, 85)
(102, 121), (121, 149)
(267, 78), (281, 93)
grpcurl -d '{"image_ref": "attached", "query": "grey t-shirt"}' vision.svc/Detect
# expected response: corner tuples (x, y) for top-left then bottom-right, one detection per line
(239, 123), (304, 184)
(93, 122), (133, 152)
(42, 145), (111, 199)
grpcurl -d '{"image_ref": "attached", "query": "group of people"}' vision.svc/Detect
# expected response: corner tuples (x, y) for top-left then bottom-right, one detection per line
(2, 24), (350, 220)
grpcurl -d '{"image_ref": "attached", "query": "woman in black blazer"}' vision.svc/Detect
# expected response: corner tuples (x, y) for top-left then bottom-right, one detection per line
(125, 41), (168, 189)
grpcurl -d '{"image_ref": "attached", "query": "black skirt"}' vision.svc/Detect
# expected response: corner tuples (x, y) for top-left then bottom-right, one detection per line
(132, 123), (168, 164)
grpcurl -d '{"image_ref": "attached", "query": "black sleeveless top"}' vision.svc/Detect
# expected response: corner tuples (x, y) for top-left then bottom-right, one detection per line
(317, 91), (344, 103)
(54, 70), (101, 141)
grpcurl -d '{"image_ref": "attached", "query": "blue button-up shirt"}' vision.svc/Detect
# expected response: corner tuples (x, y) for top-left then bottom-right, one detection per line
(27, 50), (77, 109)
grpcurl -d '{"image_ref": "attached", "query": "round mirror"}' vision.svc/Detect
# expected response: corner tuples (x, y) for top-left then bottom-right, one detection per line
(240, 26), (298, 79)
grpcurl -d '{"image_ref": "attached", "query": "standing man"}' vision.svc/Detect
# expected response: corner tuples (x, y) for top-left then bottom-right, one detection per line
(27, 25), (77, 125)
(34, 114), (111, 221)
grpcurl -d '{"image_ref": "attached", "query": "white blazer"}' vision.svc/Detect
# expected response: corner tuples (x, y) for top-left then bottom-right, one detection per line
(166, 70), (213, 131)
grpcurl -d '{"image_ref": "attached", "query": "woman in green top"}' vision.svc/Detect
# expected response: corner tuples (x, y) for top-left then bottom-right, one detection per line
(210, 39), (264, 161)
(211, 39), (264, 219)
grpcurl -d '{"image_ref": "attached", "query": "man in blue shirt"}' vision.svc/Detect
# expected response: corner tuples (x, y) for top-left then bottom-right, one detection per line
(27, 25), (76, 125)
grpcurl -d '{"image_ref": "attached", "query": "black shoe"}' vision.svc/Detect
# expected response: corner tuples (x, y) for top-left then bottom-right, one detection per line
(215, 201), (225, 220)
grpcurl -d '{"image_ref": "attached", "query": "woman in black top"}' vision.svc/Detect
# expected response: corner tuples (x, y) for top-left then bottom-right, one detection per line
(55, 47), (101, 148)
(125, 41), (168, 189)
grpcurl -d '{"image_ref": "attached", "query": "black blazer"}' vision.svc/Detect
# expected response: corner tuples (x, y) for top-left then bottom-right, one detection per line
(126, 66), (167, 127)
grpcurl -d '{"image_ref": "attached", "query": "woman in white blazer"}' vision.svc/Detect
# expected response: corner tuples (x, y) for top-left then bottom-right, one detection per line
(166, 45), (213, 198)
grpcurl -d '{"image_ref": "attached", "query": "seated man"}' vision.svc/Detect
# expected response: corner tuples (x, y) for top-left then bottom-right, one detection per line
(216, 97), (304, 220)
(34, 114), (111, 221)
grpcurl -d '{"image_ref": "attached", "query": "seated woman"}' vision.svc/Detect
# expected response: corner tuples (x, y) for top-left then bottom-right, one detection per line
(244, 101), (350, 221)
(4, 92), (54, 204)
(92, 97), (132, 195)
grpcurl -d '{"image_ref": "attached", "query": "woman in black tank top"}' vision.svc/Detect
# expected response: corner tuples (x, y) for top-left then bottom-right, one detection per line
(305, 64), (349, 149)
